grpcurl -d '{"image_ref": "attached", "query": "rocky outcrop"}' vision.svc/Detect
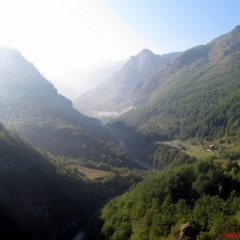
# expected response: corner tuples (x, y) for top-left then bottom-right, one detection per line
(170, 222), (193, 240)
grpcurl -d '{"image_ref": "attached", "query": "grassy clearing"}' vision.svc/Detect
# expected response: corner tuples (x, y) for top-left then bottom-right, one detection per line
(156, 140), (240, 166)
(213, 158), (228, 167)
(157, 141), (216, 160)
(76, 166), (113, 179)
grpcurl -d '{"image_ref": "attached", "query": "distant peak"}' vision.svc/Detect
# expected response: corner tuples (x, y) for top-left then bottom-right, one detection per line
(139, 49), (154, 56)
(230, 25), (240, 36)
(232, 25), (240, 31)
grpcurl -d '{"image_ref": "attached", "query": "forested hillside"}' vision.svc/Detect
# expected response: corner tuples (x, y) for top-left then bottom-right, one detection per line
(0, 47), (138, 171)
(0, 122), (97, 239)
(84, 159), (240, 240)
(108, 25), (240, 160)
(74, 50), (179, 123)
(0, 121), (145, 239)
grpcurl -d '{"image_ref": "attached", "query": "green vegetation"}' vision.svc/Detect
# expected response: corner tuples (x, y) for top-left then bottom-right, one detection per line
(2, 26), (240, 240)
(0, 121), (145, 239)
(0, 47), (140, 171)
(151, 144), (196, 170)
(0, 48), (147, 239)
(85, 160), (240, 240)
(80, 26), (240, 240)
(108, 26), (240, 167)
(0, 121), (90, 239)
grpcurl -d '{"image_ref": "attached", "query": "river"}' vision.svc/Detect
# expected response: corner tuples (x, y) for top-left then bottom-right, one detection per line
(72, 231), (84, 240)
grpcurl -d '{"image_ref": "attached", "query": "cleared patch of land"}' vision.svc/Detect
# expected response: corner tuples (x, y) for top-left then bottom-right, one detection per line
(76, 166), (113, 179)
(156, 140), (240, 166)
(214, 158), (228, 166)
(156, 141), (216, 160)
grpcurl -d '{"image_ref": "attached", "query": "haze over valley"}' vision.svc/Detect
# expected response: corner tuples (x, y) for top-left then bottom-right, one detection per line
(47, 59), (127, 101)
(74, 50), (179, 122)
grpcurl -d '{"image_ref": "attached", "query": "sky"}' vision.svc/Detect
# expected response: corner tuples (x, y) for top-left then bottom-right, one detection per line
(0, 0), (240, 82)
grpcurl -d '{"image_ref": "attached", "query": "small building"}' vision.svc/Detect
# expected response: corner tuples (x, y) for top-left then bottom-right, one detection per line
(209, 144), (216, 150)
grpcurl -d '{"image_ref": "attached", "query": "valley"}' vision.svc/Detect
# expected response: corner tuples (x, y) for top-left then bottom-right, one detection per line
(1, 25), (240, 240)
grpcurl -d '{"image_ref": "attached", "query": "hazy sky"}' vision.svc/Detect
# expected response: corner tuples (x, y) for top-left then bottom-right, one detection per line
(0, 0), (240, 76)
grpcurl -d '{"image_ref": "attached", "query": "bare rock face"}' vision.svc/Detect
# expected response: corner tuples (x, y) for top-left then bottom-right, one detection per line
(178, 223), (192, 239)
(170, 222), (193, 240)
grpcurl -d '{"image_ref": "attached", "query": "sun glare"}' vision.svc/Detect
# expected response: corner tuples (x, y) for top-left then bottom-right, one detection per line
(0, 0), (145, 74)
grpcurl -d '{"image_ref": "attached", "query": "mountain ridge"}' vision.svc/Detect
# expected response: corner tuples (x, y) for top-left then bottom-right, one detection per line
(0, 47), (101, 127)
(0, 47), (138, 171)
(107, 25), (240, 161)
(74, 50), (180, 122)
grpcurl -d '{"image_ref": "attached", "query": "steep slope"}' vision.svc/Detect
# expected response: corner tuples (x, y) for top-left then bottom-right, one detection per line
(0, 47), (135, 170)
(108, 25), (240, 153)
(89, 160), (240, 240)
(74, 50), (179, 122)
(0, 47), (99, 127)
(0, 122), (92, 239)
(0, 122), (142, 239)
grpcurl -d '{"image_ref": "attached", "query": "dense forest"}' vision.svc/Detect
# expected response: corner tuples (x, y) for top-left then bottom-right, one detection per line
(84, 159), (240, 240)
(0, 121), (146, 239)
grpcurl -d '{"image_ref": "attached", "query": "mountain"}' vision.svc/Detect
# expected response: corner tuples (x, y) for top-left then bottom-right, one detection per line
(74, 50), (179, 123)
(0, 47), (100, 126)
(108, 25), (240, 159)
(0, 47), (136, 170)
(46, 59), (127, 100)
